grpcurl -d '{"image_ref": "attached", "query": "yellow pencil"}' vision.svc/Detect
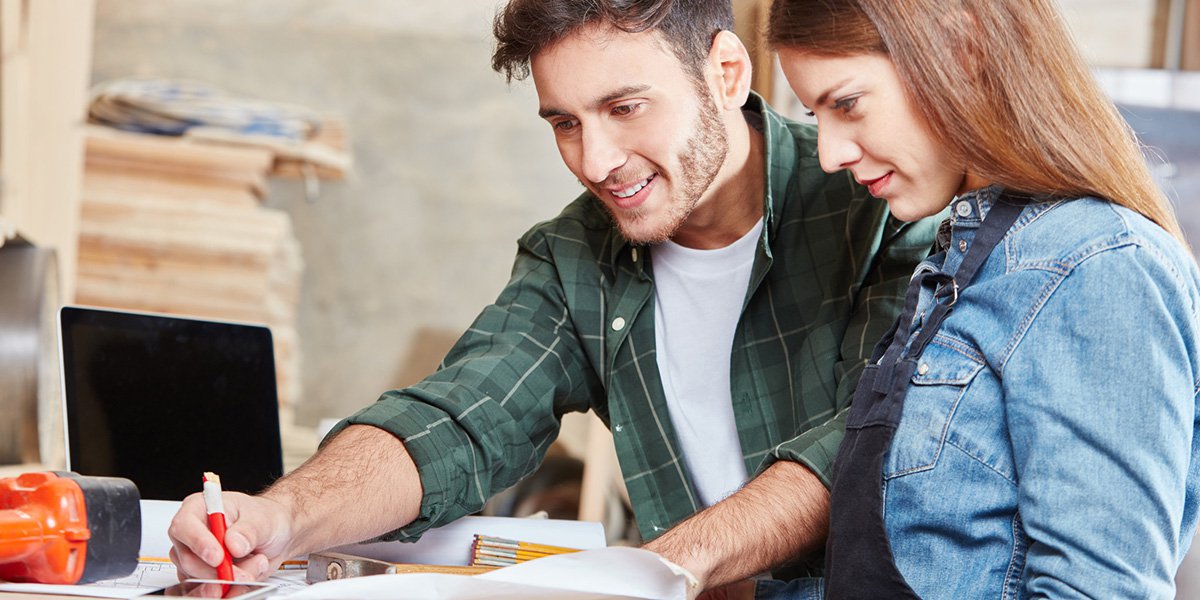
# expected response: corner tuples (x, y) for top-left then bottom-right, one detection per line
(473, 535), (581, 556)
(474, 548), (554, 560)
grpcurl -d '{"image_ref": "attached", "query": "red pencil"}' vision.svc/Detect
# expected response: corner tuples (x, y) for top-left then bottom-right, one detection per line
(202, 472), (235, 581)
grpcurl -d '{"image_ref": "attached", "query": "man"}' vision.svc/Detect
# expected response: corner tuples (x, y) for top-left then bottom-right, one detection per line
(168, 0), (937, 596)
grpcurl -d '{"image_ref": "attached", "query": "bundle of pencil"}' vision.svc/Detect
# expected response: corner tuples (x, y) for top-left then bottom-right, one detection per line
(469, 535), (582, 568)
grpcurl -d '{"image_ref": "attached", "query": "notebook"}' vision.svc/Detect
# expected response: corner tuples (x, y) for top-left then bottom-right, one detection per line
(58, 306), (283, 500)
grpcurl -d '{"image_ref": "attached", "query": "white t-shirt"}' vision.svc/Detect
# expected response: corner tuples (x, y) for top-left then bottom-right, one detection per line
(651, 218), (764, 507)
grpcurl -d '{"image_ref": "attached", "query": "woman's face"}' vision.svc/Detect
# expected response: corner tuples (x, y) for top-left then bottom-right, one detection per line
(777, 50), (981, 222)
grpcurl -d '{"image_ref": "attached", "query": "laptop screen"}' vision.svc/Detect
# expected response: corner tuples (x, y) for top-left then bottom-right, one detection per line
(59, 306), (283, 501)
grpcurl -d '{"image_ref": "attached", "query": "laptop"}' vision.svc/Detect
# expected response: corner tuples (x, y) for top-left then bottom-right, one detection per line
(59, 306), (283, 501)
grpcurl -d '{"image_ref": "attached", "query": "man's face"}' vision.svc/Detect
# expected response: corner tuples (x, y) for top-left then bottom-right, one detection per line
(531, 24), (729, 245)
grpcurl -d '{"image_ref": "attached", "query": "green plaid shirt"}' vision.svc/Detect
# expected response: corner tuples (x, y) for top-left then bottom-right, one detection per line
(333, 94), (938, 543)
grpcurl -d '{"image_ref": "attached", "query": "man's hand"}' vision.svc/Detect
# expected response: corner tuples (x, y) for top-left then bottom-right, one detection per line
(167, 424), (424, 581)
(168, 492), (295, 581)
(643, 460), (829, 592)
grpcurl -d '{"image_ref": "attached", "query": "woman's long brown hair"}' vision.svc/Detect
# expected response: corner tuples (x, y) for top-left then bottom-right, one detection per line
(768, 0), (1187, 244)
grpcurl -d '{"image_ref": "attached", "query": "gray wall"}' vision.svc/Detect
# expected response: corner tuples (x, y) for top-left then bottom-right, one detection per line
(90, 0), (581, 426)
(89, 0), (1173, 430)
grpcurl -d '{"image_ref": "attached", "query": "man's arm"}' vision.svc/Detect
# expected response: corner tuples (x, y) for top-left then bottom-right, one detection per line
(642, 460), (828, 590)
(169, 214), (606, 579)
(168, 425), (422, 580)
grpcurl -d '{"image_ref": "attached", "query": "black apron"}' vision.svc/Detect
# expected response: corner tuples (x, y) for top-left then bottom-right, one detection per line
(823, 198), (1024, 599)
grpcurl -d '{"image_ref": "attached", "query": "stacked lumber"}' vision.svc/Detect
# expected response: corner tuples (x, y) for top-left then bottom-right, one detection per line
(75, 125), (304, 408)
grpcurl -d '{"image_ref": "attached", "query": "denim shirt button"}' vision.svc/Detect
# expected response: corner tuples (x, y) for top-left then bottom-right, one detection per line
(958, 239), (968, 252)
(956, 201), (973, 217)
(918, 363), (930, 375)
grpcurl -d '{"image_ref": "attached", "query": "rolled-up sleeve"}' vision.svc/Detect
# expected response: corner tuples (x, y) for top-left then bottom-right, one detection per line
(324, 231), (602, 540)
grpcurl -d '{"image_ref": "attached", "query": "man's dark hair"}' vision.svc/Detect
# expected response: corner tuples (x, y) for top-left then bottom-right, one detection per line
(492, 0), (734, 83)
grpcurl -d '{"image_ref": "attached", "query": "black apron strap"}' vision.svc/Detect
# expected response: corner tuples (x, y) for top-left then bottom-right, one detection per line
(906, 199), (1024, 358)
(824, 195), (1026, 599)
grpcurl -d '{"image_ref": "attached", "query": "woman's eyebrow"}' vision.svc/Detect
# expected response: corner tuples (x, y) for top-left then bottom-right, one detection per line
(814, 77), (854, 108)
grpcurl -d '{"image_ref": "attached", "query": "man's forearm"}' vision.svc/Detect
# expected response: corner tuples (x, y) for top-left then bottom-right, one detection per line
(642, 460), (829, 589)
(266, 424), (424, 557)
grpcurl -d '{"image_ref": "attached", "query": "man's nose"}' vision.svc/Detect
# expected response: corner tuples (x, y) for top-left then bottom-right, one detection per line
(580, 124), (626, 184)
(816, 123), (862, 174)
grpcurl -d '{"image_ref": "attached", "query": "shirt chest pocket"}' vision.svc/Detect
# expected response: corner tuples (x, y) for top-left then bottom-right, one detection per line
(884, 338), (985, 479)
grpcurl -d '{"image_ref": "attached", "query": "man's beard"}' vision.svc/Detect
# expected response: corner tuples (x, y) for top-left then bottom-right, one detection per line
(608, 92), (729, 245)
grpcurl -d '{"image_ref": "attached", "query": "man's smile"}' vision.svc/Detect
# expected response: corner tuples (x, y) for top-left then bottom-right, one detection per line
(608, 173), (657, 209)
(611, 174), (656, 198)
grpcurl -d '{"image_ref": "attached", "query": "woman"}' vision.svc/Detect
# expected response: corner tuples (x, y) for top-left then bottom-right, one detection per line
(767, 0), (1200, 597)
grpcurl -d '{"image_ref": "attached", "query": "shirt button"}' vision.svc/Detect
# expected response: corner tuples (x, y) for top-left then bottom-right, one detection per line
(631, 248), (638, 262)
(918, 363), (930, 375)
(955, 201), (973, 217)
(612, 317), (626, 331)
(958, 239), (968, 252)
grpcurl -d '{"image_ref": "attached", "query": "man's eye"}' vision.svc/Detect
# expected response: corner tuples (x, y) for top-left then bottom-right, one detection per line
(554, 120), (579, 132)
(612, 103), (642, 117)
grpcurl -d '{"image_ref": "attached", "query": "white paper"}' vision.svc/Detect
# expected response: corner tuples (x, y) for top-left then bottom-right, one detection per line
(284, 547), (695, 600)
(138, 499), (180, 557)
(0, 582), (149, 599)
(91, 559), (184, 592)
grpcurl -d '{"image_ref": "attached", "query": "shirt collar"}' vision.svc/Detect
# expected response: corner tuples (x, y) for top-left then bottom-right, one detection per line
(936, 185), (1002, 250)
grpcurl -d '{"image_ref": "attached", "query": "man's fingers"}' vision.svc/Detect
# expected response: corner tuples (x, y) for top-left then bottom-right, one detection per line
(169, 545), (216, 581)
(233, 553), (272, 581)
(167, 493), (225, 567)
(224, 529), (252, 558)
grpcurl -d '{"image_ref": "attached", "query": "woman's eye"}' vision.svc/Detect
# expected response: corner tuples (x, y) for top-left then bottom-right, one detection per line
(833, 96), (860, 113)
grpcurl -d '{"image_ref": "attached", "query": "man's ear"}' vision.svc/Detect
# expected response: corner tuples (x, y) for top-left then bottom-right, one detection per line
(706, 30), (753, 110)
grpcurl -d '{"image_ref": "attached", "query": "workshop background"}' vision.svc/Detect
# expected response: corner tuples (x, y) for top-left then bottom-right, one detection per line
(1, 0), (1198, 588)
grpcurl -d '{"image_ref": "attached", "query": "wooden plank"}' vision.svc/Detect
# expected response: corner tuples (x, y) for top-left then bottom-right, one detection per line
(0, 0), (33, 245)
(74, 279), (274, 323)
(86, 127), (274, 198)
(86, 154), (269, 198)
(79, 196), (290, 253)
(84, 168), (260, 209)
(76, 256), (274, 298)
(1152, 0), (1172, 68)
(1185, 0), (1200, 70)
(86, 125), (275, 175)
(21, 0), (94, 302)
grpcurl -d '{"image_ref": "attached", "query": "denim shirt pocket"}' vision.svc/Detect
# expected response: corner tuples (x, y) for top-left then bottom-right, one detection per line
(884, 336), (985, 479)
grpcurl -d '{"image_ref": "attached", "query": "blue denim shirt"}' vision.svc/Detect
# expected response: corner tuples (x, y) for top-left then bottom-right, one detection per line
(892, 187), (1200, 598)
(762, 188), (1200, 600)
